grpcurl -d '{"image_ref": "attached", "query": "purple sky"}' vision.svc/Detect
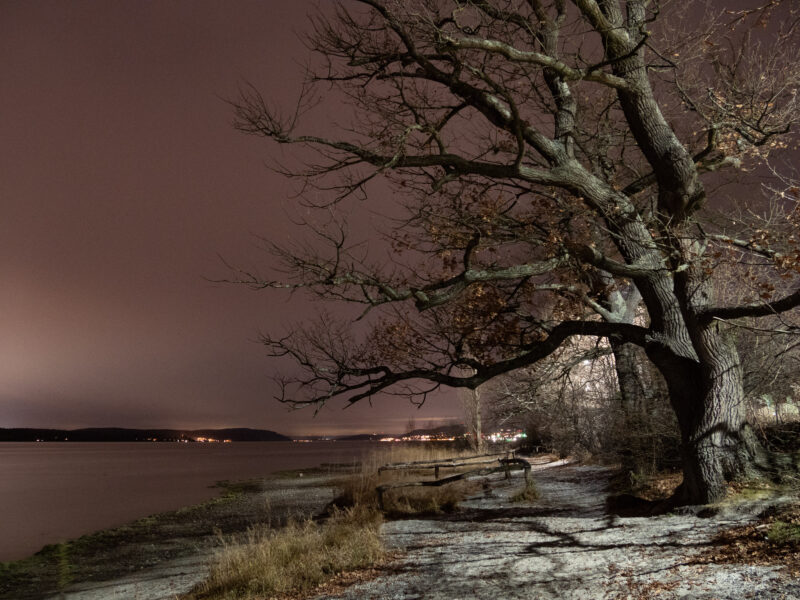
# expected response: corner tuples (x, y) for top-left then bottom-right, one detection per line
(0, 0), (463, 435)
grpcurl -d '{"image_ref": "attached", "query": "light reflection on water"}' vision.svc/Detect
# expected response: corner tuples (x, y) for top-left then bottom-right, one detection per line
(0, 441), (374, 562)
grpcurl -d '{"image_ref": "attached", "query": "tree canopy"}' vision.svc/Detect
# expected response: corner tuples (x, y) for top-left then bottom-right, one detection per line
(233, 0), (800, 504)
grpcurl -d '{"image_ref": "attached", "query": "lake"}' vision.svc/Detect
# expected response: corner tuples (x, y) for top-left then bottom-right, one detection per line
(0, 441), (375, 562)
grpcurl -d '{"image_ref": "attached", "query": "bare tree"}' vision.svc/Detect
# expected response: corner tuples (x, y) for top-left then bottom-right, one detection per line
(231, 1), (800, 504)
(405, 416), (417, 435)
(488, 337), (620, 457)
(488, 332), (678, 471)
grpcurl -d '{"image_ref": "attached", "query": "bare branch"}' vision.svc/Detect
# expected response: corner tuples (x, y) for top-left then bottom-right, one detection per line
(700, 287), (800, 323)
(438, 34), (631, 90)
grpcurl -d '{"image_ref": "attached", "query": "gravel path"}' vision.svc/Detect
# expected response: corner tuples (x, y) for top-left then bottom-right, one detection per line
(318, 462), (800, 600)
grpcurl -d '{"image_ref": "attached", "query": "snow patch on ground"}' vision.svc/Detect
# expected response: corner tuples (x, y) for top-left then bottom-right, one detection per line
(317, 463), (799, 600)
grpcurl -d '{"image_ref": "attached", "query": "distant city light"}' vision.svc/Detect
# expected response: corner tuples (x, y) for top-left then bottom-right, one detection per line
(486, 429), (527, 443)
(377, 428), (526, 444)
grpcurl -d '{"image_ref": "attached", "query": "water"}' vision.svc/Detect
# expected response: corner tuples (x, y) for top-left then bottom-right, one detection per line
(0, 441), (374, 562)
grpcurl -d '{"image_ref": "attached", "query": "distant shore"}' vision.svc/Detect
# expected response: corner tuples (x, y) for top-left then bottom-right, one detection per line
(0, 427), (290, 443)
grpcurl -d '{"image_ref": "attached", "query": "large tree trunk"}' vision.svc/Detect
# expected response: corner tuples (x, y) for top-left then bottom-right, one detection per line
(650, 326), (768, 504)
(462, 384), (485, 453)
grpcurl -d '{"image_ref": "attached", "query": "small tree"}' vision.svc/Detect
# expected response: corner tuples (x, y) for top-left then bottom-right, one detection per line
(460, 383), (485, 452)
(233, 1), (800, 504)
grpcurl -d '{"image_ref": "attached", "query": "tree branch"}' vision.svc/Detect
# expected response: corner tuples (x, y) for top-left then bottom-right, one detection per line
(699, 287), (800, 323)
(438, 34), (631, 90)
(270, 318), (650, 406)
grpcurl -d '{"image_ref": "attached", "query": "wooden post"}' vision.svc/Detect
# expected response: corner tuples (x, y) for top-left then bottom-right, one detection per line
(435, 465), (440, 479)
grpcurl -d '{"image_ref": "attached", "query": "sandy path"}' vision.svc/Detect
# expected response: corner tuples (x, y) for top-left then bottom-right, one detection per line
(318, 463), (799, 600)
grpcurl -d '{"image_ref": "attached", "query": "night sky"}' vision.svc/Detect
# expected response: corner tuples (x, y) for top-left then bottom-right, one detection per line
(0, 0), (462, 436)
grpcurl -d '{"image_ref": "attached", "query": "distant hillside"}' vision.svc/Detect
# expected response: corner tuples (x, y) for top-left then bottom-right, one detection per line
(0, 427), (290, 442)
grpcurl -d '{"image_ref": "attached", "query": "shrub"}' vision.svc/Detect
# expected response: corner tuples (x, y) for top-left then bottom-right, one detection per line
(767, 520), (800, 545)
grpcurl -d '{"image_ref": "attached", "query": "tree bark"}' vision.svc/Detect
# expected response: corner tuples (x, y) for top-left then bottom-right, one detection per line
(649, 325), (769, 504)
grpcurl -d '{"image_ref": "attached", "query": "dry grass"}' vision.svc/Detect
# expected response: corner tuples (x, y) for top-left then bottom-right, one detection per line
(186, 506), (384, 600)
(509, 479), (540, 503)
(382, 480), (482, 515)
(187, 445), (495, 599)
(366, 444), (484, 474)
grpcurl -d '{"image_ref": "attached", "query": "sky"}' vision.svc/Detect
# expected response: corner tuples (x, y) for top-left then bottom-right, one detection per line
(0, 0), (464, 436)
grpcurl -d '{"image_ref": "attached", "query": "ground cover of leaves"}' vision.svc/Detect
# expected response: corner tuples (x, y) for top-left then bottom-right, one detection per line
(693, 503), (800, 577)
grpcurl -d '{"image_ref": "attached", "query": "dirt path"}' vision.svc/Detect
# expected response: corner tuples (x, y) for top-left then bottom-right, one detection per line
(318, 462), (800, 600)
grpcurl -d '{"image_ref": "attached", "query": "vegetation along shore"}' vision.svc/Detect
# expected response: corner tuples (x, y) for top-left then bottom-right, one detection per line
(1, 441), (799, 600)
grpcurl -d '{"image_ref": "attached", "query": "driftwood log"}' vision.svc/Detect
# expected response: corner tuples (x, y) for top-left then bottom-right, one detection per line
(376, 457), (531, 511)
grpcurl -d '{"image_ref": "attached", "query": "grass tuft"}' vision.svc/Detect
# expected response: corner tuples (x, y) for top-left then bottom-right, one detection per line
(383, 480), (480, 516)
(188, 505), (383, 600)
(767, 520), (800, 545)
(55, 542), (72, 591)
(509, 479), (540, 503)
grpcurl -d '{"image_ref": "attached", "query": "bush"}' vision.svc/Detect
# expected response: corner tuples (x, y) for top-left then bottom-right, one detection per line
(767, 520), (800, 545)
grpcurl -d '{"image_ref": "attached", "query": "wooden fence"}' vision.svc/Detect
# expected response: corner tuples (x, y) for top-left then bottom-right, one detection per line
(375, 453), (531, 510)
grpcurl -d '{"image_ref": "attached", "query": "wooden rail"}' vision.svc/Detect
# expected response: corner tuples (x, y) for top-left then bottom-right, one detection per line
(378, 451), (514, 479)
(375, 457), (531, 511)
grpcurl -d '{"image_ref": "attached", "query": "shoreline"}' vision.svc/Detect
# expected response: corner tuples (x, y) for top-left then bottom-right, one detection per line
(0, 440), (376, 563)
(0, 468), (344, 600)
(4, 457), (797, 600)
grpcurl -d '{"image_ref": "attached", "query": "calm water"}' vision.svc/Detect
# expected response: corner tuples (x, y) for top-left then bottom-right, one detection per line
(0, 441), (374, 562)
